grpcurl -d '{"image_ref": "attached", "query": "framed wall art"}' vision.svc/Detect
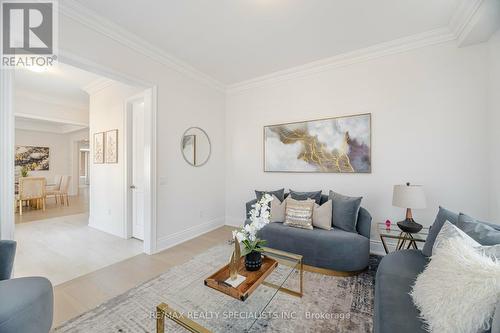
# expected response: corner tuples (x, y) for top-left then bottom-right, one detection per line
(264, 113), (371, 173)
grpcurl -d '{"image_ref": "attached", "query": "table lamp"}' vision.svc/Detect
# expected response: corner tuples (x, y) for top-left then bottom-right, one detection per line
(392, 182), (426, 233)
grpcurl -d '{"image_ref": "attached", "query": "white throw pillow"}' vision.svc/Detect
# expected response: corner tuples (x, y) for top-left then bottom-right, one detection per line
(410, 236), (500, 333)
(313, 199), (332, 230)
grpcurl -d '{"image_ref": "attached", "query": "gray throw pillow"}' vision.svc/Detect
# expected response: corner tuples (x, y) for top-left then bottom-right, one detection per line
(458, 213), (500, 246)
(422, 206), (459, 257)
(328, 190), (362, 233)
(255, 188), (285, 202)
(289, 189), (322, 204)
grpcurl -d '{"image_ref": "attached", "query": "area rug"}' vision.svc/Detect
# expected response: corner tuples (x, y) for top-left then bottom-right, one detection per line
(54, 244), (380, 333)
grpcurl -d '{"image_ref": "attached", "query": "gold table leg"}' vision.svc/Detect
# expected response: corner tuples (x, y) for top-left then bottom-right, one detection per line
(156, 303), (212, 333)
(262, 257), (304, 298)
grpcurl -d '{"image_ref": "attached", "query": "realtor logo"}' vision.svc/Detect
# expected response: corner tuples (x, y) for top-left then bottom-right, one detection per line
(1, 0), (58, 68)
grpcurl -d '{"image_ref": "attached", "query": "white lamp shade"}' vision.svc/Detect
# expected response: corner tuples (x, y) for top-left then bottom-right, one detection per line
(392, 184), (426, 209)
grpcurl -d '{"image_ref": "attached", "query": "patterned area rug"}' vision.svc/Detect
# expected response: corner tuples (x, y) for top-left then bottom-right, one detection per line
(54, 244), (380, 333)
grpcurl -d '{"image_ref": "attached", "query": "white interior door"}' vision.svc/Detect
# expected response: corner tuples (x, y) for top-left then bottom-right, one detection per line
(131, 100), (145, 240)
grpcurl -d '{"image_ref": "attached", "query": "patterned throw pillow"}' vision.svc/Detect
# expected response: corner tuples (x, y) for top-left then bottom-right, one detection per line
(284, 198), (314, 230)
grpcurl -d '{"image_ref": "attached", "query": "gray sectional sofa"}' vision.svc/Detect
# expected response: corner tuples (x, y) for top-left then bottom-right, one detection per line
(374, 208), (500, 333)
(246, 193), (372, 273)
(0, 240), (53, 333)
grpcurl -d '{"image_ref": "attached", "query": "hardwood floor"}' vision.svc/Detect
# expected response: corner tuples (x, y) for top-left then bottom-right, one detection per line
(15, 187), (89, 224)
(53, 226), (235, 327)
(14, 213), (143, 286)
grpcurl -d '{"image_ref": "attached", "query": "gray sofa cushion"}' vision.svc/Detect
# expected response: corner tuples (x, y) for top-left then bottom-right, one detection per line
(328, 191), (362, 233)
(458, 214), (500, 246)
(374, 250), (429, 333)
(289, 189), (322, 204)
(422, 206), (459, 257)
(258, 222), (369, 271)
(0, 241), (16, 281)
(0, 277), (53, 333)
(255, 188), (285, 202)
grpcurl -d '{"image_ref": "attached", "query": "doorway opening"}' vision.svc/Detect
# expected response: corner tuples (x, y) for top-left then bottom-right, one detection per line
(1, 58), (157, 286)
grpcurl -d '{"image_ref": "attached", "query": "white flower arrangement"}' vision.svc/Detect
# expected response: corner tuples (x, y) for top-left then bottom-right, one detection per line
(233, 194), (273, 256)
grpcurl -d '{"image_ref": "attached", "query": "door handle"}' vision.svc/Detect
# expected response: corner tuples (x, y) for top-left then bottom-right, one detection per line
(130, 185), (136, 189)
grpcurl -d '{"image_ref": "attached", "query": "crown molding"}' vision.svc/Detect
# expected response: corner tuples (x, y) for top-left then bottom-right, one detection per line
(82, 77), (115, 95)
(227, 0), (491, 93)
(59, 0), (226, 92)
(227, 28), (456, 93)
(449, 0), (485, 41)
(60, 0), (490, 95)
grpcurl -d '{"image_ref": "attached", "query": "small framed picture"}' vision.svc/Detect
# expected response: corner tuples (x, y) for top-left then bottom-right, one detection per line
(93, 132), (105, 164)
(105, 129), (118, 164)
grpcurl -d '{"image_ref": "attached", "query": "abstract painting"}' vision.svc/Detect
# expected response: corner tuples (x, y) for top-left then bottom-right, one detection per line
(15, 146), (50, 171)
(105, 130), (118, 164)
(264, 113), (371, 173)
(94, 132), (104, 164)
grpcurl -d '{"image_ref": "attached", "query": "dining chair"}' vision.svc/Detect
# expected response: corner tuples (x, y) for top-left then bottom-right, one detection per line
(53, 176), (71, 206)
(17, 177), (46, 215)
(46, 175), (62, 204)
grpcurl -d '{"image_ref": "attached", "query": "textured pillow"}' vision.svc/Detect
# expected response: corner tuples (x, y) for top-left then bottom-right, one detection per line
(270, 195), (286, 222)
(284, 198), (314, 230)
(458, 213), (500, 246)
(422, 206), (459, 257)
(433, 221), (500, 259)
(255, 188), (285, 202)
(289, 190), (322, 205)
(328, 191), (362, 233)
(411, 236), (500, 333)
(313, 200), (333, 230)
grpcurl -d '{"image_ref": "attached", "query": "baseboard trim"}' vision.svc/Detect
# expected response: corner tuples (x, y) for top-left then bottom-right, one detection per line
(156, 217), (225, 253)
(225, 216), (244, 228)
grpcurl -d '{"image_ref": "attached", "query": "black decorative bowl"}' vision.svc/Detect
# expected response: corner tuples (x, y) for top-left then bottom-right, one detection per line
(397, 220), (423, 233)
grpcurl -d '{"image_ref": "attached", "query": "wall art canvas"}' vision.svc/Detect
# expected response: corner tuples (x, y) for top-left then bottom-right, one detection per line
(94, 132), (105, 164)
(15, 146), (50, 171)
(264, 113), (371, 173)
(105, 129), (118, 164)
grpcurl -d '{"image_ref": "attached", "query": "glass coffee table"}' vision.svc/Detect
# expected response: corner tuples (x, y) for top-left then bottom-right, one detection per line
(377, 223), (429, 254)
(156, 246), (303, 333)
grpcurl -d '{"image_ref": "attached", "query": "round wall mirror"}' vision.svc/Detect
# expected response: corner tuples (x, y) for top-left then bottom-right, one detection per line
(181, 127), (211, 167)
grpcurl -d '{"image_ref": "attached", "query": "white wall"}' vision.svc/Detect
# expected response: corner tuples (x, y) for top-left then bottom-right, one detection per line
(88, 82), (142, 237)
(59, 11), (226, 250)
(225, 41), (491, 238)
(488, 30), (500, 222)
(15, 129), (71, 184)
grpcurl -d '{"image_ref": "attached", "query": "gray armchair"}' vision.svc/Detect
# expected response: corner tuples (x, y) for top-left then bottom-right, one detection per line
(0, 240), (54, 333)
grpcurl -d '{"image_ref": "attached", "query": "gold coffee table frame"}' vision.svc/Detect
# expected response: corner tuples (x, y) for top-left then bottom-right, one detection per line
(156, 247), (303, 333)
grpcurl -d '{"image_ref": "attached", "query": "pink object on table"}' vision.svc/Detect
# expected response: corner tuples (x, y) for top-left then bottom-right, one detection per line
(385, 219), (391, 230)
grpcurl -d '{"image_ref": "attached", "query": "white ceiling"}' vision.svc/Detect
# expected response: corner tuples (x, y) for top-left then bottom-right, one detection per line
(15, 117), (88, 134)
(14, 62), (100, 108)
(74, 0), (463, 84)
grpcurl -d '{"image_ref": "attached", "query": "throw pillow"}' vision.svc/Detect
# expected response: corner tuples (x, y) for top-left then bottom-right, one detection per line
(433, 221), (500, 259)
(457, 213), (500, 246)
(255, 188), (285, 202)
(328, 191), (362, 233)
(270, 195), (286, 222)
(289, 190), (322, 205)
(421, 206), (459, 257)
(410, 236), (500, 333)
(284, 198), (314, 230)
(313, 199), (333, 230)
